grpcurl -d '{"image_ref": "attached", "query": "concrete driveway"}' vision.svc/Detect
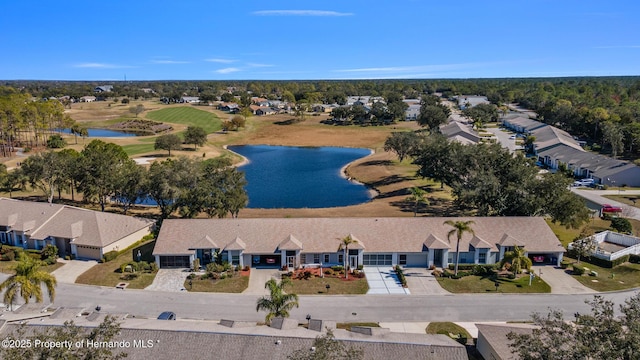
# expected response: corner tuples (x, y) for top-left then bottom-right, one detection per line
(535, 265), (596, 294)
(364, 266), (410, 294)
(404, 268), (451, 295)
(242, 268), (281, 295)
(145, 269), (190, 292)
(51, 259), (98, 284)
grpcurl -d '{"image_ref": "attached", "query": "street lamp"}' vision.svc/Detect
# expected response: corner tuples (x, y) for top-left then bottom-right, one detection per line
(325, 284), (330, 293)
(494, 281), (500, 292)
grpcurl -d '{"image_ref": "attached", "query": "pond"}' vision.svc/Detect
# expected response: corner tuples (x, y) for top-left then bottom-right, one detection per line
(228, 145), (373, 208)
(58, 128), (139, 137)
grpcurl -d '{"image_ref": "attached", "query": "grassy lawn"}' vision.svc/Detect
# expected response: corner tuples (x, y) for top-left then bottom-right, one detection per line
(437, 274), (551, 293)
(336, 322), (380, 331)
(426, 322), (471, 339)
(603, 195), (640, 209)
(185, 273), (249, 293)
(146, 107), (222, 134)
(75, 241), (157, 289)
(545, 218), (612, 247)
(286, 275), (369, 295)
(0, 260), (64, 274)
(566, 260), (640, 292)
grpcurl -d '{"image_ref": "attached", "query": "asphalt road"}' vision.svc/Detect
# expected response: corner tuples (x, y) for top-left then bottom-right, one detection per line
(14, 279), (638, 323)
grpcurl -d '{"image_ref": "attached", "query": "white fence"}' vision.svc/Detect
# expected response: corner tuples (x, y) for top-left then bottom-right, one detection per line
(586, 231), (640, 261)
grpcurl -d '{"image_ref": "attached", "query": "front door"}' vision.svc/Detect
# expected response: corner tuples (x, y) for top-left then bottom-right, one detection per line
(349, 255), (358, 270)
(287, 256), (296, 269)
(433, 249), (443, 268)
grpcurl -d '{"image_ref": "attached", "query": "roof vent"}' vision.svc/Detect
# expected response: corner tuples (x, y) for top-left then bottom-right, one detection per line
(310, 347), (316, 352)
(275, 340), (282, 345)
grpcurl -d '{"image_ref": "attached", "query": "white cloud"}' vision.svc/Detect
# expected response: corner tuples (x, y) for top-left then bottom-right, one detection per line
(215, 67), (241, 74)
(246, 62), (274, 68)
(151, 60), (190, 64)
(206, 58), (236, 63)
(74, 63), (133, 69)
(252, 10), (353, 17)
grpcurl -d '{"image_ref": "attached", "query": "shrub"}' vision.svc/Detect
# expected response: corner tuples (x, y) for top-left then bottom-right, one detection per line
(5, 251), (15, 261)
(572, 264), (585, 276)
(432, 269), (443, 277)
(429, 264), (436, 270)
(103, 251), (118, 262)
(560, 260), (571, 269)
(611, 218), (632, 234)
(324, 268), (334, 276)
(187, 273), (196, 280)
(149, 262), (158, 272)
(119, 264), (127, 273)
(41, 244), (58, 260)
(46, 134), (67, 149)
(210, 272), (220, 280)
(220, 274), (227, 280)
(243, 265), (250, 271)
(206, 263), (225, 274)
(395, 265), (407, 287)
(44, 257), (57, 265)
(630, 254), (640, 264)
(357, 265), (364, 271)
(331, 265), (344, 272)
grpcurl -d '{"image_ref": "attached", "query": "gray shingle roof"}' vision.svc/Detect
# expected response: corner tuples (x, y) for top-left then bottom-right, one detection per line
(153, 217), (564, 256)
(1, 318), (468, 360)
(476, 323), (536, 360)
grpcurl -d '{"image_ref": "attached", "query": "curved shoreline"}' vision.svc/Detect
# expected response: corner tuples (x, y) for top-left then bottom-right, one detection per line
(340, 148), (379, 199)
(223, 144), (250, 167)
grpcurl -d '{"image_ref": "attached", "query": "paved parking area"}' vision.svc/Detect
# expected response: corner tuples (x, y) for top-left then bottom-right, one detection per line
(145, 269), (191, 292)
(363, 266), (410, 295)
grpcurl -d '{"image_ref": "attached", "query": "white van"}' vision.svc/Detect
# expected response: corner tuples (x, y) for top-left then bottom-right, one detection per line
(572, 178), (595, 187)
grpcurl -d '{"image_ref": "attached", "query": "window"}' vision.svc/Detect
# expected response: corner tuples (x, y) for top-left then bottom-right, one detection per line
(324, 254), (330, 263)
(231, 254), (239, 265)
(399, 254), (407, 265)
(313, 254), (320, 264)
(338, 254), (344, 264)
(478, 252), (486, 264)
(300, 254), (306, 263)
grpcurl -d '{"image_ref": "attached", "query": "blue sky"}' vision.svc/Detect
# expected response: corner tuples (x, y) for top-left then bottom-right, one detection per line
(1, 0), (639, 80)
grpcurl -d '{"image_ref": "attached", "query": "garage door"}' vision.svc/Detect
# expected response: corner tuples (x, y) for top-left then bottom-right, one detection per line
(160, 256), (191, 268)
(76, 245), (101, 260)
(363, 254), (392, 266)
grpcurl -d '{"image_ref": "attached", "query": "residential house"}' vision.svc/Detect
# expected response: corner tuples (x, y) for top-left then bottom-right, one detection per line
(502, 116), (547, 133)
(94, 85), (113, 93)
(0, 316), (467, 360)
(312, 104), (337, 113)
(454, 95), (489, 109)
(218, 102), (240, 113)
(405, 104), (421, 121)
(152, 217), (565, 269)
(181, 96), (200, 104)
(476, 323), (536, 360)
(255, 107), (277, 116)
(80, 96), (96, 102)
(0, 198), (154, 260)
(439, 121), (481, 145)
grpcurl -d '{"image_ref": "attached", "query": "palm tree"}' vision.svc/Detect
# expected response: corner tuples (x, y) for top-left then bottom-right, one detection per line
(339, 235), (357, 279)
(0, 253), (57, 310)
(406, 186), (429, 217)
(500, 246), (532, 275)
(444, 220), (475, 276)
(256, 278), (299, 324)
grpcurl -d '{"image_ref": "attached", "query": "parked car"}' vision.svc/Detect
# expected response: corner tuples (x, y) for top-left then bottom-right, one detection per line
(157, 311), (176, 320)
(572, 178), (595, 187)
(601, 204), (623, 213)
(509, 135), (516, 140)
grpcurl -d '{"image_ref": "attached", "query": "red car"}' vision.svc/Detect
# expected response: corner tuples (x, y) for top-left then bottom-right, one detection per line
(601, 204), (623, 213)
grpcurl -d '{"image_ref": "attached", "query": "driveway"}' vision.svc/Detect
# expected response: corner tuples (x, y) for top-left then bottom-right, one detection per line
(535, 265), (596, 294)
(404, 268), (451, 295)
(483, 127), (519, 152)
(242, 268), (281, 295)
(363, 266), (410, 294)
(145, 269), (190, 292)
(51, 259), (98, 284)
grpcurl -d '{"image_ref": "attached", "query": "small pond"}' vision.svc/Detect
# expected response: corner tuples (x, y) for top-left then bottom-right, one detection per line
(58, 128), (139, 137)
(228, 145), (373, 208)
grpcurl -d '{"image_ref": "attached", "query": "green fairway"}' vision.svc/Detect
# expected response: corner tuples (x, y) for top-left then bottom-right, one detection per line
(122, 143), (156, 156)
(146, 107), (222, 133)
